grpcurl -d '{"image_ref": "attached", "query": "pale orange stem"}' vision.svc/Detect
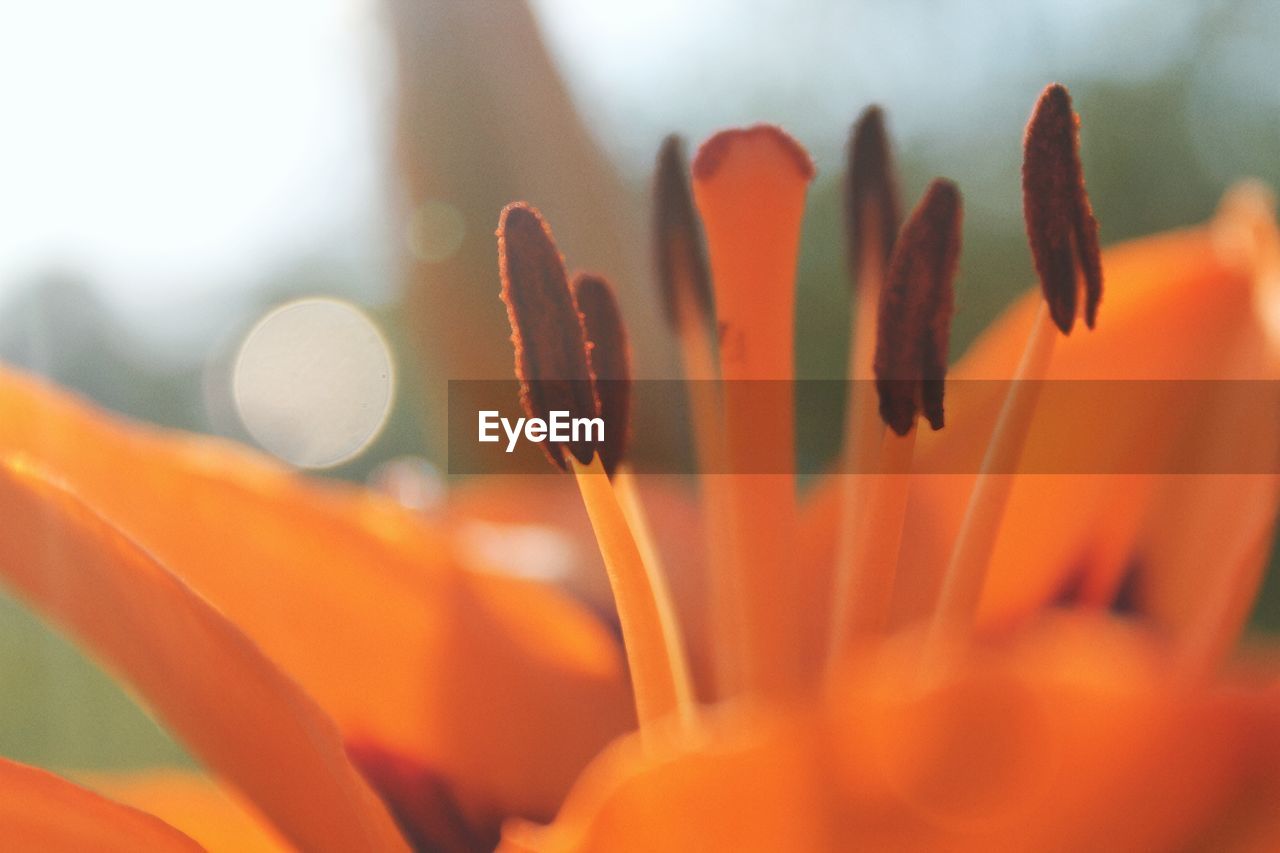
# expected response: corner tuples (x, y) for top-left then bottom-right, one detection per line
(674, 290), (740, 699)
(830, 426), (916, 660)
(926, 303), (1058, 660)
(571, 456), (695, 735)
(611, 462), (697, 712)
(830, 255), (889, 659)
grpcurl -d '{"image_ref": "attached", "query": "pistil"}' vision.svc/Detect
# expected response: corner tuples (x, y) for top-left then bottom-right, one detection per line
(692, 125), (815, 697)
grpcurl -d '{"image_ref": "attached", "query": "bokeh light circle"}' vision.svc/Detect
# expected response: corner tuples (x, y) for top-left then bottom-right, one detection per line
(233, 297), (394, 468)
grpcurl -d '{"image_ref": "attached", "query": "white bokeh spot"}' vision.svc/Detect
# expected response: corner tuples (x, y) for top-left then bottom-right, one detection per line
(233, 297), (394, 468)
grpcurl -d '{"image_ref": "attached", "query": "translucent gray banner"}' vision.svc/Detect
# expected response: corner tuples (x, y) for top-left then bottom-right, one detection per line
(447, 380), (1280, 475)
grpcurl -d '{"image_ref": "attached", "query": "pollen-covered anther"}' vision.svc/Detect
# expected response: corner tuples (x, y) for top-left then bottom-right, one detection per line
(497, 202), (601, 469)
(846, 105), (902, 283)
(1023, 82), (1103, 333)
(874, 179), (962, 436)
(572, 273), (632, 476)
(654, 135), (714, 327)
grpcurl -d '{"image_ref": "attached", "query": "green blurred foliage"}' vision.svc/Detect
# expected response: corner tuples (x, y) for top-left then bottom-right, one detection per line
(0, 596), (190, 771)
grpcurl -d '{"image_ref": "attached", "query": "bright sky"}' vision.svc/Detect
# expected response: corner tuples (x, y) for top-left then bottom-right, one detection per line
(0, 0), (387, 345)
(0, 0), (1259, 351)
(528, 0), (1204, 171)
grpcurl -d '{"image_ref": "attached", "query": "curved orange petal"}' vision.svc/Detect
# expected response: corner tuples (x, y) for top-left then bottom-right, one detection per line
(0, 758), (200, 852)
(503, 617), (1280, 852)
(87, 770), (286, 853)
(0, 458), (409, 852)
(0, 366), (633, 819)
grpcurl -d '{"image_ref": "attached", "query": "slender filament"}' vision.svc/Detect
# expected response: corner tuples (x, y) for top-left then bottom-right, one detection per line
(571, 455), (696, 735)
(925, 303), (1058, 661)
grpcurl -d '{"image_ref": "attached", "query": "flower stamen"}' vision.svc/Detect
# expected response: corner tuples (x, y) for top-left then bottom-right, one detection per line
(846, 105), (902, 293)
(832, 109), (904, 662)
(575, 272), (696, 712)
(498, 204), (599, 470)
(573, 273), (631, 477)
(655, 135), (715, 332)
(873, 178), (961, 437)
(925, 302), (1058, 663)
(844, 106), (903, 461)
(498, 205), (695, 734)
(1023, 83), (1103, 333)
(926, 84), (1103, 660)
(654, 137), (738, 697)
(833, 179), (960, 656)
(570, 455), (696, 733)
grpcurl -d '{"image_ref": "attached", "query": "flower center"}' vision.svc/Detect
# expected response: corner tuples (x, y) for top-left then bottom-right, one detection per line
(495, 82), (1116, 730)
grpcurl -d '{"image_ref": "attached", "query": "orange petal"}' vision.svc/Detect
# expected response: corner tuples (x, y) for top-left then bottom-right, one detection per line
(503, 616), (1280, 852)
(0, 458), (409, 851)
(0, 366), (632, 819)
(889, 194), (1280, 638)
(0, 758), (200, 852)
(87, 770), (286, 853)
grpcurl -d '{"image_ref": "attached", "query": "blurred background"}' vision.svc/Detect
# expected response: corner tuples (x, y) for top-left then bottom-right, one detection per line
(1, 0), (1278, 773)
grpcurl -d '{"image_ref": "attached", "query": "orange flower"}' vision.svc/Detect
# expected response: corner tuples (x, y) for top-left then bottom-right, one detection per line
(0, 83), (1276, 852)
(494, 84), (1280, 850)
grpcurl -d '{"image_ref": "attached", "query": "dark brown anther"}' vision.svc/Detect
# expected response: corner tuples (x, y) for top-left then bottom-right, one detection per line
(1022, 83), (1103, 334)
(845, 105), (902, 285)
(874, 179), (962, 436)
(654, 135), (713, 327)
(573, 273), (631, 476)
(497, 203), (600, 469)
